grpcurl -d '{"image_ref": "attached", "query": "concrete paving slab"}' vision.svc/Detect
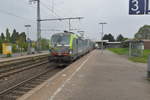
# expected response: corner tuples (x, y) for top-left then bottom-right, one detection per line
(52, 50), (150, 100)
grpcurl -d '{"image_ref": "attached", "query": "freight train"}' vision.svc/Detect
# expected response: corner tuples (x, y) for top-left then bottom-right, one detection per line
(48, 31), (94, 64)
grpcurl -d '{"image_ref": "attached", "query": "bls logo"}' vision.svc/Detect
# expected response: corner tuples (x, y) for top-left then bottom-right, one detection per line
(129, 0), (150, 15)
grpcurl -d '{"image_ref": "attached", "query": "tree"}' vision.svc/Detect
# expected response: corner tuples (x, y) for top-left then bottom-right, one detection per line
(135, 25), (150, 39)
(11, 29), (19, 43)
(1, 33), (5, 41)
(0, 35), (2, 54)
(19, 32), (26, 42)
(108, 33), (115, 42)
(41, 38), (49, 50)
(6, 28), (11, 42)
(102, 33), (115, 42)
(17, 32), (27, 52)
(102, 34), (109, 40)
(116, 34), (124, 41)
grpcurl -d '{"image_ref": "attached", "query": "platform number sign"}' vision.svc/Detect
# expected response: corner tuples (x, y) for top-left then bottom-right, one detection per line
(129, 0), (145, 14)
(129, 0), (150, 15)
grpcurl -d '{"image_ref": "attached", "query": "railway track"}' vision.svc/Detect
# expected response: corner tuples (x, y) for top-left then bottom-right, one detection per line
(0, 65), (62, 100)
(0, 56), (48, 79)
(0, 54), (48, 66)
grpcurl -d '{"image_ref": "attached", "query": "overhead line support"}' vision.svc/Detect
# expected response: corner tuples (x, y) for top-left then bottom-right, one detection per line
(40, 17), (84, 31)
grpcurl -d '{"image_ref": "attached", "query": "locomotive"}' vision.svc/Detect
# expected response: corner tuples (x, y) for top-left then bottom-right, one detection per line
(48, 31), (94, 64)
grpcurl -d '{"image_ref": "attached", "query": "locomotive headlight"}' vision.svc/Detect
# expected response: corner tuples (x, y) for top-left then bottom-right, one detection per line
(69, 51), (72, 54)
(69, 50), (72, 54)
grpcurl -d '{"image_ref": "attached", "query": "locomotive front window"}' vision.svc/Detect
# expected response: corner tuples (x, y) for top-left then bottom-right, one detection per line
(51, 35), (70, 45)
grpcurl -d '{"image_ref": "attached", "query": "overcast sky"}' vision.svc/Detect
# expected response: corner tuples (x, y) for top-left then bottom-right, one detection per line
(0, 0), (150, 40)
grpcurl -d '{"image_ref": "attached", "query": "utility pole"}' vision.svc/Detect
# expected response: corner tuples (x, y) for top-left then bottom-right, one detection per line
(99, 22), (107, 54)
(30, 0), (41, 52)
(69, 19), (71, 31)
(40, 17), (84, 31)
(37, 0), (41, 52)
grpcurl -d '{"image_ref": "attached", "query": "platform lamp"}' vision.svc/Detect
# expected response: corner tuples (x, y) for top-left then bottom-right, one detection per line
(99, 22), (107, 54)
(25, 25), (32, 54)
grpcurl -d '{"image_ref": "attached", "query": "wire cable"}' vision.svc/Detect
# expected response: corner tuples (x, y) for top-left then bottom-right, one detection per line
(0, 9), (36, 22)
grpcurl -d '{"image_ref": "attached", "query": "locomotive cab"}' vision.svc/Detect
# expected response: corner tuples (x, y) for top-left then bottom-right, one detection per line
(49, 32), (73, 63)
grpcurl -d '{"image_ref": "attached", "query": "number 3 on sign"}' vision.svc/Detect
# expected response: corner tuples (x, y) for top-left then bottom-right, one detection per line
(131, 0), (140, 14)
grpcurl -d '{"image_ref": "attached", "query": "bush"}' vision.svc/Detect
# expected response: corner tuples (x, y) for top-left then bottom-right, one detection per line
(6, 53), (12, 57)
(12, 44), (18, 53)
(0, 43), (2, 54)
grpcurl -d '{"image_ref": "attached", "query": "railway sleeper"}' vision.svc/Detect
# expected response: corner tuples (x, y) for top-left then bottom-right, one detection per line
(40, 74), (51, 78)
(34, 78), (46, 82)
(2, 94), (18, 100)
(29, 81), (42, 85)
(37, 76), (48, 80)
(16, 87), (31, 92)
(20, 86), (34, 90)
(11, 90), (27, 95)
(23, 84), (36, 88)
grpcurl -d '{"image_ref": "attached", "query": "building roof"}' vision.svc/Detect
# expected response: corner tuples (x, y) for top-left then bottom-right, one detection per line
(95, 40), (109, 43)
(107, 42), (121, 44)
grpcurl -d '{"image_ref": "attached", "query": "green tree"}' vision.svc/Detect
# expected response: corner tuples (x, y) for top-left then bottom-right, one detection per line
(11, 29), (19, 43)
(19, 32), (26, 42)
(116, 34), (124, 41)
(0, 35), (1, 42)
(0, 35), (2, 54)
(102, 34), (109, 40)
(108, 33), (115, 42)
(135, 25), (150, 39)
(1, 33), (5, 42)
(102, 33), (115, 42)
(41, 38), (49, 50)
(6, 28), (11, 42)
(17, 32), (27, 52)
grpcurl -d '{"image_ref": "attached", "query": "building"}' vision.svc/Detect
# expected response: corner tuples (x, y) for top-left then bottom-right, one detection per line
(95, 40), (121, 49)
(142, 40), (150, 49)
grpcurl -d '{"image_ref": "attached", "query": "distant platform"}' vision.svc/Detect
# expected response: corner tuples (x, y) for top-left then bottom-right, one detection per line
(0, 51), (49, 62)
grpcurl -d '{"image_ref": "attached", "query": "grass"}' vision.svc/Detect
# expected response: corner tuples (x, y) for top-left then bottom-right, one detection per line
(108, 48), (128, 55)
(129, 50), (150, 63)
(108, 48), (150, 63)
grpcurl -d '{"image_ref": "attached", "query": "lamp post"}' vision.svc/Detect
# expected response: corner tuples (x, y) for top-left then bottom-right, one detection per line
(99, 22), (107, 54)
(25, 25), (31, 54)
(25, 25), (31, 38)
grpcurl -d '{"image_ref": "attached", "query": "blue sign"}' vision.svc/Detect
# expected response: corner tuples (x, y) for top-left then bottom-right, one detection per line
(146, 0), (150, 14)
(129, 0), (145, 15)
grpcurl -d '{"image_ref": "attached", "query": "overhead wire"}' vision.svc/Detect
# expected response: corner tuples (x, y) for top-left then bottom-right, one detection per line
(40, 1), (68, 30)
(0, 9), (36, 22)
(43, 1), (83, 32)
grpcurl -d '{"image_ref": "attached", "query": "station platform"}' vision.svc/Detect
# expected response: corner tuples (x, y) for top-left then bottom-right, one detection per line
(51, 50), (150, 100)
(19, 50), (150, 100)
